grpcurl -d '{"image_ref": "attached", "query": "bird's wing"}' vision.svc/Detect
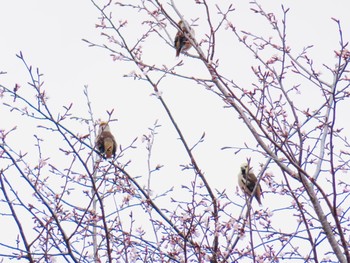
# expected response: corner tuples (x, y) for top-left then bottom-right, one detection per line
(95, 133), (105, 153)
(244, 172), (257, 192)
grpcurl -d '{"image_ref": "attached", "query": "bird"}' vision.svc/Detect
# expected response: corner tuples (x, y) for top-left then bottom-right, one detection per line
(95, 121), (117, 159)
(238, 163), (262, 205)
(174, 20), (194, 57)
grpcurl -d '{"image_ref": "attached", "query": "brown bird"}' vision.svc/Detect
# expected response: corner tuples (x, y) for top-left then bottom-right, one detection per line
(95, 122), (117, 159)
(174, 20), (194, 57)
(238, 163), (262, 205)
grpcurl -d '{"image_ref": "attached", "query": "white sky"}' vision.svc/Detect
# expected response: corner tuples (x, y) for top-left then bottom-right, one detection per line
(0, 0), (349, 262)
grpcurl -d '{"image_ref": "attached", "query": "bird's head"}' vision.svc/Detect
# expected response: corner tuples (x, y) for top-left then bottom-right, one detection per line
(177, 20), (195, 36)
(98, 121), (110, 132)
(178, 20), (184, 28)
(240, 163), (249, 175)
(178, 20), (189, 30)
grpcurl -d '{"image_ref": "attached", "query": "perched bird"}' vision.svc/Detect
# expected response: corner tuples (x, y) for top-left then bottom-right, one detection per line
(95, 122), (117, 159)
(238, 163), (262, 205)
(174, 20), (194, 57)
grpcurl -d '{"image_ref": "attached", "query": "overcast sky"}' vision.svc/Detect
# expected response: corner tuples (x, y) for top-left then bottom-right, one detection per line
(0, 1), (349, 261)
(1, 0), (349, 211)
(1, 0), (350, 211)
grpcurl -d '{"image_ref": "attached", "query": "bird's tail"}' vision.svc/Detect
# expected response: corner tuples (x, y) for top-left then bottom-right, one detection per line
(255, 187), (262, 206)
(104, 137), (114, 158)
(176, 48), (181, 57)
